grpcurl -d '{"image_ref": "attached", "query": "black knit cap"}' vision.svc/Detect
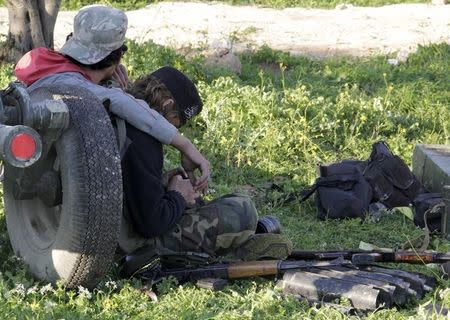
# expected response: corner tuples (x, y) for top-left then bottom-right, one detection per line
(150, 66), (203, 125)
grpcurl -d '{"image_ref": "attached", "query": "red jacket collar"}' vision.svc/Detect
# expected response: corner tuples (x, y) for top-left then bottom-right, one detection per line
(15, 47), (92, 86)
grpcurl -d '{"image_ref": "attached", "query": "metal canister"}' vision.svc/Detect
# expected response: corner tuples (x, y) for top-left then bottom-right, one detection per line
(442, 185), (450, 240)
(256, 215), (282, 234)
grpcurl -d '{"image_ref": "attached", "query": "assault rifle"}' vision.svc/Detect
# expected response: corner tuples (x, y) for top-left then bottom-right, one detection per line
(128, 255), (347, 286)
(121, 251), (437, 312)
(289, 249), (450, 265)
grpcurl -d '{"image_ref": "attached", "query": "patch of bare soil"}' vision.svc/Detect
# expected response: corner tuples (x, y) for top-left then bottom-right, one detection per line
(0, 2), (449, 58)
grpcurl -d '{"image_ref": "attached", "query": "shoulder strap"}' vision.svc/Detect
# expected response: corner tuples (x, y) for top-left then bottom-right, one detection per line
(115, 116), (128, 158)
(402, 203), (445, 251)
(101, 97), (131, 158)
(369, 141), (393, 161)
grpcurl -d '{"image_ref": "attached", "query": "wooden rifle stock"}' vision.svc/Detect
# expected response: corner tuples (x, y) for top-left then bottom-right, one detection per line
(227, 260), (279, 278)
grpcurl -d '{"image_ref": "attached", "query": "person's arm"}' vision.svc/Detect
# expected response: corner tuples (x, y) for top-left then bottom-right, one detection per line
(170, 134), (210, 193)
(106, 87), (179, 143)
(104, 84), (210, 190)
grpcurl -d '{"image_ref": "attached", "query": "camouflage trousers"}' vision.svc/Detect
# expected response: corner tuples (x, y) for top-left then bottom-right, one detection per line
(118, 194), (258, 256)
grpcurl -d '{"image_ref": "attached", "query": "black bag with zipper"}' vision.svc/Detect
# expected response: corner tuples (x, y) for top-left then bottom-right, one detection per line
(300, 141), (426, 220)
(301, 160), (373, 220)
(363, 141), (425, 208)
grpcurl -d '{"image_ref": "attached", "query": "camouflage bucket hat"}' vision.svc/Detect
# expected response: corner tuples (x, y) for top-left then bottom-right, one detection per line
(60, 5), (128, 65)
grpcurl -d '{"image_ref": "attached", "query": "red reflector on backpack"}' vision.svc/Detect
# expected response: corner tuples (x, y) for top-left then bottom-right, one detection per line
(10, 133), (37, 160)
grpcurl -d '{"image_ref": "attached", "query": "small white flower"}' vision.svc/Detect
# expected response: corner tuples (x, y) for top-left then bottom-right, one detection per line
(373, 97), (383, 111)
(12, 256), (23, 262)
(137, 304), (146, 312)
(105, 280), (117, 291)
(44, 300), (57, 310)
(77, 285), (92, 299)
(27, 285), (38, 295)
(439, 288), (450, 300)
(11, 283), (26, 297)
(39, 283), (53, 295)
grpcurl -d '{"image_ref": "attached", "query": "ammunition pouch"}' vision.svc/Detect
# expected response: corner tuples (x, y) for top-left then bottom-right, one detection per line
(364, 141), (424, 208)
(310, 161), (372, 219)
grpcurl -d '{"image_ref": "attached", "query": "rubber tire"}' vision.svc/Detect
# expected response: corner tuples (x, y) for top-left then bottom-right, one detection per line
(4, 85), (122, 288)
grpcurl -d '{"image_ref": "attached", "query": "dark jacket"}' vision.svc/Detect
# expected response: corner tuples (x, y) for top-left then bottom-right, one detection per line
(121, 123), (186, 238)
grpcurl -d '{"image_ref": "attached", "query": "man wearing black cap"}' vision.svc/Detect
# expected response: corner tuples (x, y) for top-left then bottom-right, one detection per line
(119, 66), (292, 259)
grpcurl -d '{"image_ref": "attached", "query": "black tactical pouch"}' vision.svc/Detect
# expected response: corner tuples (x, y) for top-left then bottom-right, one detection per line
(364, 141), (425, 208)
(413, 193), (445, 233)
(303, 160), (373, 220)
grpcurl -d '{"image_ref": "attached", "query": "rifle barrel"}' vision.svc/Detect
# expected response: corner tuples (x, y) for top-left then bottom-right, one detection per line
(433, 253), (450, 263)
(352, 252), (450, 265)
(290, 250), (450, 265)
(289, 250), (363, 260)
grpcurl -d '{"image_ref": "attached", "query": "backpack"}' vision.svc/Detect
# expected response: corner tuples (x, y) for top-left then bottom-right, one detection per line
(301, 160), (373, 219)
(301, 141), (425, 220)
(364, 141), (425, 208)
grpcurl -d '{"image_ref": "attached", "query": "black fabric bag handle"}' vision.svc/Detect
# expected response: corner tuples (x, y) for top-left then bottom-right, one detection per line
(298, 173), (360, 202)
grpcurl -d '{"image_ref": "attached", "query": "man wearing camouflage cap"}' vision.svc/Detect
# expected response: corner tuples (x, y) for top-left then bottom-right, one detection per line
(15, 5), (210, 193)
(60, 5), (128, 66)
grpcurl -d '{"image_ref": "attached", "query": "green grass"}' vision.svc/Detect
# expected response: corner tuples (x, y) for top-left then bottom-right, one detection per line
(0, 0), (429, 10)
(223, 0), (426, 8)
(60, 0), (150, 11)
(1, 42), (450, 318)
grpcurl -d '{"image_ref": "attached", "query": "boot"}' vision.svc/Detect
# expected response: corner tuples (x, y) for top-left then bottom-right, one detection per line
(235, 233), (293, 261)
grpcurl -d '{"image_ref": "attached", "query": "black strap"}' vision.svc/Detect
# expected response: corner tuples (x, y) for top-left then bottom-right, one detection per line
(295, 173), (360, 202)
(315, 173), (359, 187)
(115, 117), (128, 158)
(298, 185), (317, 202)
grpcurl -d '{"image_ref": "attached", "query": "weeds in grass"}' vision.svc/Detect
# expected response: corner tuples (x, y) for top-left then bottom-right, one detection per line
(0, 41), (449, 318)
(227, 0), (426, 9)
(61, 0), (428, 10)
